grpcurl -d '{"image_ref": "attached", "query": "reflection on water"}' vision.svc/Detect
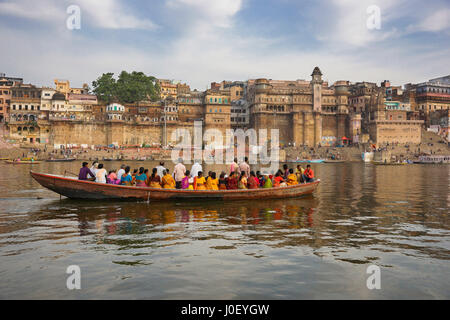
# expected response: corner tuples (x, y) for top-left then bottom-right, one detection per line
(0, 161), (449, 299)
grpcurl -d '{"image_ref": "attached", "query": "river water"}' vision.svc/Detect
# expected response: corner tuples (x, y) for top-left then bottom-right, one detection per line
(0, 161), (449, 299)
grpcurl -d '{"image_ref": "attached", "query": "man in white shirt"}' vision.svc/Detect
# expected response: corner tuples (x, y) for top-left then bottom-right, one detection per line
(90, 161), (99, 177)
(173, 158), (186, 189)
(95, 163), (107, 183)
(191, 160), (202, 177)
(156, 162), (166, 178)
(117, 164), (126, 179)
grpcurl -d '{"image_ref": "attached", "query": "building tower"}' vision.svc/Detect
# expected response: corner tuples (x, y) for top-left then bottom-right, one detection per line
(311, 67), (323, 113)
(311, 67), (323, 145)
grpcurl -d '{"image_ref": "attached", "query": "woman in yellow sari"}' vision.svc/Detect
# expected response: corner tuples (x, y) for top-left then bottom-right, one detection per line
(206, 172), (219, 190)
(238, 171), (248, 189)
(161, 169), (176, 189)
(194, 171), (207, 190)
(287, 168), (298, 186)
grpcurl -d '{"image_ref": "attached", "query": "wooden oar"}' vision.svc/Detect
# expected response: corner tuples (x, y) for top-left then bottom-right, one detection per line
(64, 170), (79, 177)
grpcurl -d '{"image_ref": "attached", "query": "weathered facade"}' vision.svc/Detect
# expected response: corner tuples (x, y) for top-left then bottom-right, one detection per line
(8, 69), (447, 149)
(0, 73), (23, 123)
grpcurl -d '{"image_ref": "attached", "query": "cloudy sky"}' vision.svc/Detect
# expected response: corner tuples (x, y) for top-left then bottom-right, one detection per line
(1, 0), (449, 90)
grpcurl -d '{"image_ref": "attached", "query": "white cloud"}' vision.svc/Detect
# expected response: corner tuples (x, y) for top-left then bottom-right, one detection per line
(407, 9), (450, 33)
(0, 0), (64, 22)
(77, 0), (157, 30)
(166, 0), (242, 29)
(0, 0), (157, 30)
(315, 0), (405, 47)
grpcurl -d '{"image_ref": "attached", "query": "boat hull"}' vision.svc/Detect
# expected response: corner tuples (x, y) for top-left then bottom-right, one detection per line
(30, 171), (320, 201)
(46, 158), (76, 162)
(373, 161), (406, 165)
(5, 160), (42, 164)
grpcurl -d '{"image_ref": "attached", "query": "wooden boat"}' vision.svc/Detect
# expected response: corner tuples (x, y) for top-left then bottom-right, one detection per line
(414, 155), (450, 164)
(30, 171), (320, 201)
(46, 158), (76, 162)
(5, 160), (42, 164)
(373, 161), (405, 165)
(0, 157), (9, 160)
(307, 159), (325, 163)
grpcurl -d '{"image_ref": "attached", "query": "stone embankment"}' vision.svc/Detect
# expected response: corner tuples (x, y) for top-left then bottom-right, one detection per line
(0, 125), (448, 162)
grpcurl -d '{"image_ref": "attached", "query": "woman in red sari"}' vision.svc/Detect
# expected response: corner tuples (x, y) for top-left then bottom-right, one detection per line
(272, 171), (284, 188)
(247, 171), (259, 189)
(227, 171), (238, 190)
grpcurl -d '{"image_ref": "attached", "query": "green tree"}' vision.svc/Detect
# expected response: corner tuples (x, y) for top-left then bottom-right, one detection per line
(116, 71), (160, 103)
(92, 73), (117, 104)
(92, 71), (160, 104)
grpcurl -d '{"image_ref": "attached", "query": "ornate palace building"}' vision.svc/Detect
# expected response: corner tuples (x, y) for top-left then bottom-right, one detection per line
(247, 67), (351, 146)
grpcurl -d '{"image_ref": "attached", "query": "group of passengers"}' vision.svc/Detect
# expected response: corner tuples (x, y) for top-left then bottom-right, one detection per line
(78, 158), (315, 190)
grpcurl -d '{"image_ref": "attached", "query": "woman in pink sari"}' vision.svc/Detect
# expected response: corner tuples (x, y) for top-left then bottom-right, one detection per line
(181, 170), (192, 189)
(107, 170), (120, 184)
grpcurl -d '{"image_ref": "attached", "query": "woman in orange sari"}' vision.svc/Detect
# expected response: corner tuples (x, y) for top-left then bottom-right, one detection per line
(147, 168), (162, 188)
(218, 172), (227, 190)
(206, 172), (219, 190)
(161, 169), (176, 189)
(194, 171), (207, 190)
(272, 171), (284, 188)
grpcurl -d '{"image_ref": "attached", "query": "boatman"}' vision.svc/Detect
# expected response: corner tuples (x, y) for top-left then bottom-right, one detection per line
(78, 162), (95, 181)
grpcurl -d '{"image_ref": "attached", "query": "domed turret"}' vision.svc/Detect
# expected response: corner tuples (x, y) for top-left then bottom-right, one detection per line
(254, 78), (271, 93)
(311, 66), (322, 76)
(311, 67), (323, 85)
(334, 81), (350, 96)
